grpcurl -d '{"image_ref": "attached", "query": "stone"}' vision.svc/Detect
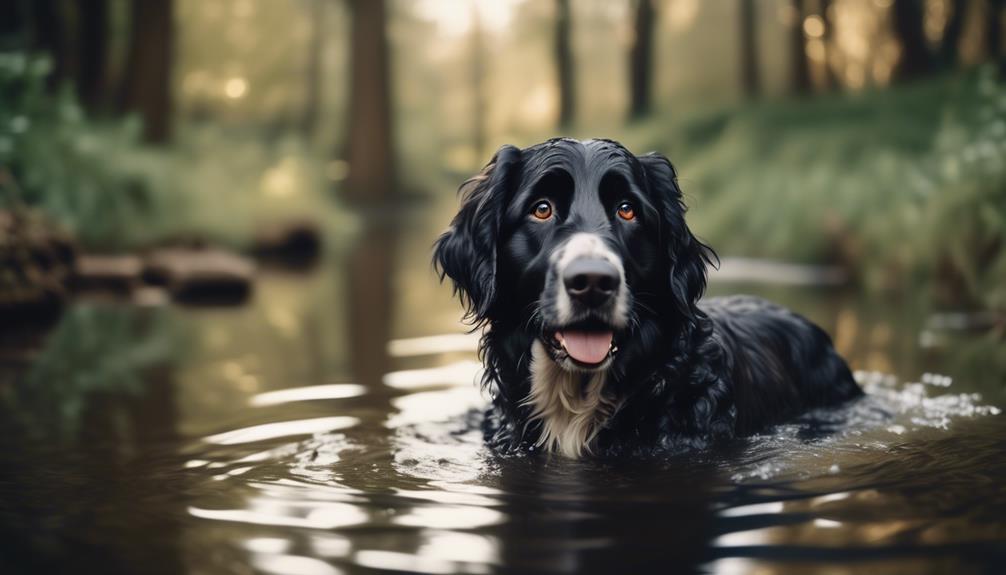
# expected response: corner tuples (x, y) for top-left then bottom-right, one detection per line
(143, 248), (255, 304)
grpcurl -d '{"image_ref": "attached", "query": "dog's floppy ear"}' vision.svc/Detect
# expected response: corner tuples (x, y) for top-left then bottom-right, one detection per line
(433, 145), (522, 323)
(637, 152), (716, 317)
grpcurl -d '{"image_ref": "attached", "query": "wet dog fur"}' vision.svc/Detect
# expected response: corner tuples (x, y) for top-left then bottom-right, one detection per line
(434, 138), (862, 458)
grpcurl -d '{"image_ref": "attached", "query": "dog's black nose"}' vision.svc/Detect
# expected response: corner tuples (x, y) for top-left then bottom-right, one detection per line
(563, 258), (620, 307)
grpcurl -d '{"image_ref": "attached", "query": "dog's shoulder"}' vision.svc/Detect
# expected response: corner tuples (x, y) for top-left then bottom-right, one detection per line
(700, 294), (861, 434)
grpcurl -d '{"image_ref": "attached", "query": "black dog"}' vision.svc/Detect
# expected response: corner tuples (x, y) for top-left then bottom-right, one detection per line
(434, 138), (861, 458)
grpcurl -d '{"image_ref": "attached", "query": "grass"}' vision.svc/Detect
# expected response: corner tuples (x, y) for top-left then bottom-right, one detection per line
(628, 67), (1006, 311)
(0, 53), (354, 253)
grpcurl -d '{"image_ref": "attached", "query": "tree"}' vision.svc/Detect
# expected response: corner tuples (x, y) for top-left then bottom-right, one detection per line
(739, 0), (760, 98)
(892, 0), (933, 81)
(119, 0), (175, 143)
(23, 1), (76, 93)
(790, 0), (811, 94)
(938, 0), (966, 69)
(301, 0), (326, 138)
(0, 1), (25, 45)
(77, 0), (110, 112)
(629, 0), (656, 119)
(344, 0), (394, 202)
(820, 0), (839, 89)
(555, 0), (575, 129)
(988, 0), (1004, 67)
(471, 4), (487, 158)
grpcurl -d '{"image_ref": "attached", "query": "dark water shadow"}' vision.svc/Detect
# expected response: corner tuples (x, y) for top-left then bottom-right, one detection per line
(484, 455), (720, 573)
(0, 306), (187, 575)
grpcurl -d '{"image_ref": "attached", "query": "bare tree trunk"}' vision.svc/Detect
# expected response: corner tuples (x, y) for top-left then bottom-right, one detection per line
(0, 1), (25, 43)
(344, 0), (394, 203)
(790, 0), (811, 94)
(740, 0), (760, 98)
(119, 0), (174, 143)
(938, 0), (966, 68)
(301, 0), (324, 138)
(988, 0), (1004, 67)
(77, 0), (109, 112)
(28, 0), (68, 91)
(820, 0), (840, 89)
(471, 5), (487, 159)
(555, 0), (575, 129)
(629, 0), (655, 119)
(892, 0), (932, 81)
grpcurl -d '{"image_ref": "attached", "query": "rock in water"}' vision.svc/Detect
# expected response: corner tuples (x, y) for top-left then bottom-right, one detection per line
(143, 248), (255, 304)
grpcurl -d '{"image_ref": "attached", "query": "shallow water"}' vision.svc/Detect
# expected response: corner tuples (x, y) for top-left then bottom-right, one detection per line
(1, 209), (1004, 574)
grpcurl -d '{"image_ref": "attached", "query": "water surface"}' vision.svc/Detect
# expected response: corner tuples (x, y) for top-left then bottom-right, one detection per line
(1, 208), (1004, 574)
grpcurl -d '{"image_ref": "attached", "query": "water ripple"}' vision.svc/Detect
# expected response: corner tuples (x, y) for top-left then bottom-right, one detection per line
(204, 416), (359, 445)
(250, 384), (366, 406)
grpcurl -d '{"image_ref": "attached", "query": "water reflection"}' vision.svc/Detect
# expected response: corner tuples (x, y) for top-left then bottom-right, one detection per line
(252, 553), (342, 575)
(346, 221), (396, 391)
(387, 333), (480, 357)
(203, 416), (359, 445)
(189, 496), (368, 529)
(250, 383), (366, 406)
(0, 306), (186, 574)
(483, 457), (719, 573)
(1, 211), (1004, 573)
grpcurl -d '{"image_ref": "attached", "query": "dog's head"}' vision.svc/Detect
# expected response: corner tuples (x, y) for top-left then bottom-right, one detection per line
(434, 138), (714, 375)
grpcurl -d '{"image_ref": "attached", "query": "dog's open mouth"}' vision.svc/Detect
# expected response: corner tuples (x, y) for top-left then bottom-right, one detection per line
(544, 320), (619, 369)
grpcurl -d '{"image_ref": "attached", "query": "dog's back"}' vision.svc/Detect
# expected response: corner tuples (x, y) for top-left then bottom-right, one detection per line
(701, 295), (862, 435)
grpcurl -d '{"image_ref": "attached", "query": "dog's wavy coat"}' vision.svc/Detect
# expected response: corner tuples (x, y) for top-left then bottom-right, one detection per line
(434, 138), (861, 458)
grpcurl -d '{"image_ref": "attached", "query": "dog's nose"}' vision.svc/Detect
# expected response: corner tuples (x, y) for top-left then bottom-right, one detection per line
(563, 258), (620, 307)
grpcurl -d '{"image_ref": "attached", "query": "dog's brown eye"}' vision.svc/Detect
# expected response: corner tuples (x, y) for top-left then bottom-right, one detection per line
(531, 200), (553, 221)
(617, 201), (635, 221)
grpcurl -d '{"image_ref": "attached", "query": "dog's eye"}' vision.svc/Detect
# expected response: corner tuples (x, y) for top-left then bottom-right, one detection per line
(531, 200), (554, 221)
(616, 201), (636, 221)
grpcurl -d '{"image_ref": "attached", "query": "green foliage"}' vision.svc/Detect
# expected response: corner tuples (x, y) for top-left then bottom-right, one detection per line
(0, 52), (348, 252)
(636, 68), (1006, 311)
(0, 52), (175, 250)
(921, 69), (1006, 311)
(3, 305), (182, 441)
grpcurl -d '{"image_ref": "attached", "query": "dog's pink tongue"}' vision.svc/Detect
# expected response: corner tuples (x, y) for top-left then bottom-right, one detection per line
(559, 330), (613, 364)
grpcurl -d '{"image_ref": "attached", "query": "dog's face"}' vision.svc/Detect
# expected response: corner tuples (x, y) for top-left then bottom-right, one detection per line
(496, 142), (664, 373)
(435, 138), (712, 377)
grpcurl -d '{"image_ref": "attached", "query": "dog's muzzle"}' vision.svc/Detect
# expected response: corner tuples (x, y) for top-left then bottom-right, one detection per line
(543, 233), (629, 370)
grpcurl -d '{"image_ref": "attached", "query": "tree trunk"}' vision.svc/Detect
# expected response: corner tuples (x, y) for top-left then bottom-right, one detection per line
(301, 0), (324, 138)
(790, 0), (811, 94)
(29, 0), (69, 91)
(820, 0), (840, 89)
(629, 0), (655, 119)
(892, 0), (932, 81)
(938, 0), (966, 69)
(740, 0), (760, 98)
(471, 5), (487, 159)
(77, 0), (109, 112)
(344, 0), (394, 203)
(555, 0), (575, 129)
(119, 0), (174, 143)
(988, 0), (1004, 66)
(0, 1), (24, 43)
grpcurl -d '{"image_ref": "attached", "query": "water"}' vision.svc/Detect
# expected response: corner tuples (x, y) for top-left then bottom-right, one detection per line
(1, 207), (1004, 574)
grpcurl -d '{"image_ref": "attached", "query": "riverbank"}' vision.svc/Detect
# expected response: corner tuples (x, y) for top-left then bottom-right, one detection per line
(630, 67), (1006, 312)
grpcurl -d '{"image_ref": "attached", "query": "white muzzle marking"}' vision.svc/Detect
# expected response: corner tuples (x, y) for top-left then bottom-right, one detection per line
(551, 233), (629, 327)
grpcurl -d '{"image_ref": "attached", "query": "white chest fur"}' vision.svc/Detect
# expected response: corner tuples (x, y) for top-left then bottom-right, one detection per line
(523, 340), (618, 458)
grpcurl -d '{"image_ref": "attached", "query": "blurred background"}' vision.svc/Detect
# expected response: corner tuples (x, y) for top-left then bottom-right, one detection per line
(2, 2), (1006, 573)
(1, 0), (1004, 310)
